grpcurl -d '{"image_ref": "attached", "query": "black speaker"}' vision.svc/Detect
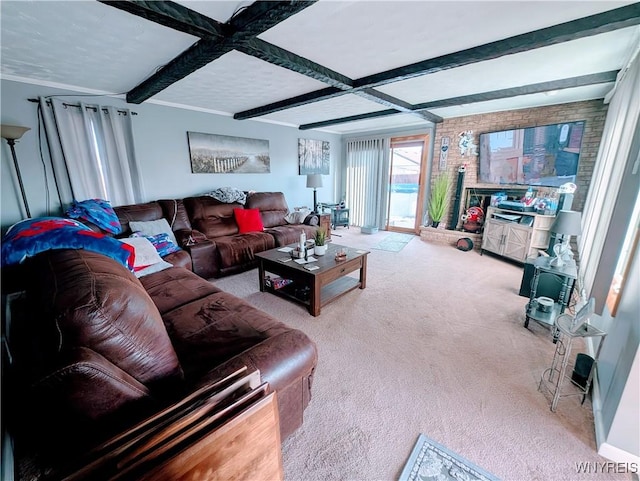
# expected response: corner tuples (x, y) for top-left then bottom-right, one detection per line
(519, 265), (570, 299)
(572, 353), (594, 389)
(519, 260), (536, 297)
(449, 166), (466, 230)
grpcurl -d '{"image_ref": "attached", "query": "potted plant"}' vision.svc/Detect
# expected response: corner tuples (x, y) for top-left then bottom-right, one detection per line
(428, 172), (451, 228)
(313, 228), (328, 255)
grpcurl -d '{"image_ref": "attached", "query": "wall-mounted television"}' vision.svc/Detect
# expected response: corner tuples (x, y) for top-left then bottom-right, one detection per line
(478, 121), (585, 187)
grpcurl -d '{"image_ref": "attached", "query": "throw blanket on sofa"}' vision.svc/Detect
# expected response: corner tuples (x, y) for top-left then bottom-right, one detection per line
(1, 217), (134, 270)
(65, 198), (121, 234)
(204, 187), (246, 205)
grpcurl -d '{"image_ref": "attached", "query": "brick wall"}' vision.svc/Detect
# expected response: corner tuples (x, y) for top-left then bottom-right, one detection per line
(430, 100), (608, 228)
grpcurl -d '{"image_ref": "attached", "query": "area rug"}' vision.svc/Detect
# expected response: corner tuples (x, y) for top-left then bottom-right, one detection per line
(398, 434), (500, 481)
(372, 232), (415, 252)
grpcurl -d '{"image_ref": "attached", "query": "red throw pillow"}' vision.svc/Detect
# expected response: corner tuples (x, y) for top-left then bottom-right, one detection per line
(234, 208), (264, 234)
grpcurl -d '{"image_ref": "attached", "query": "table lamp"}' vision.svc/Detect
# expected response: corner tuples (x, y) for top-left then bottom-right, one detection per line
(549, 210), (582, 267)
(306, 174), (323, 213)
(1, 124), (31, 218)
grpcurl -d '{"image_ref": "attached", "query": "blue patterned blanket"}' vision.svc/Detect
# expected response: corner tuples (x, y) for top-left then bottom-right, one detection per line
(66, 198), (121, 234)
(1, 217), (134, 270)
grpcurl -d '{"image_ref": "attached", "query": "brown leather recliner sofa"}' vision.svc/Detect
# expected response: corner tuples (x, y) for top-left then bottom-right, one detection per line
(183, 192), (319, 278)
(111, 192), (320, 279)
(7, 247), (318, 471)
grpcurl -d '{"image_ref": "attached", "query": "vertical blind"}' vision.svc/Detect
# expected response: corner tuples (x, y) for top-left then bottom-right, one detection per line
(345, 137), (390, 228)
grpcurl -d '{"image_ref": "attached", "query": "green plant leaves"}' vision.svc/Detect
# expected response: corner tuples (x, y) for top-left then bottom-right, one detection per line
(428, 173), (451, 223)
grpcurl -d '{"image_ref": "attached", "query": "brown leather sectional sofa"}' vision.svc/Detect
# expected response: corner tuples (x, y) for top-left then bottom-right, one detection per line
(4, 191), (320, 474)
(114, 191), (320, 279)
(7, 248), (318, 473)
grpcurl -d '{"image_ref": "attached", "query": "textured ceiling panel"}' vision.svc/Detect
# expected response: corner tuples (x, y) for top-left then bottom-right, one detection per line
(326, 113), (431, 135)
(259, 94), (390, 125)
(378, 27), (638, 104)
(429, 84), (613, 119)
(259, 1), (632, 79)
(154, 51), (328, 113)
(319, 84), (612, 133)
(0, 1), (197, 93)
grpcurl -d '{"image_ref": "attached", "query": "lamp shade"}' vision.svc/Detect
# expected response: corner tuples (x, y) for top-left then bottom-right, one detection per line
(306, 174), (323, 189)
(1, 124), (30, 141)
(550, 210), (582, 236)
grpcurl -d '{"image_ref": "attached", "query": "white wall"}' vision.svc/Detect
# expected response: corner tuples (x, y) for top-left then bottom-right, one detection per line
(0, 79), (342, 230)
(593, 240), (640, 464)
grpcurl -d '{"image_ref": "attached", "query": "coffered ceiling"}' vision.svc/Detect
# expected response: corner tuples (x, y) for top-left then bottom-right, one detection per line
(1, 1), (639, 134)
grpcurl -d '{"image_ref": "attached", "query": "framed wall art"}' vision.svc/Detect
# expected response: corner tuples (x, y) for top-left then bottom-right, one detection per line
(298, 138), (329, 175)
(187, 132), (270, 174)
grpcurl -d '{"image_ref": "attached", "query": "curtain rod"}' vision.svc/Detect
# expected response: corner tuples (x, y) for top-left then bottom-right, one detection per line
(28, 98), (138, 115)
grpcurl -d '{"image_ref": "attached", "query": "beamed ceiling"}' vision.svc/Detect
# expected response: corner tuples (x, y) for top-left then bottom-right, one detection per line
(2, 1), (639, 134)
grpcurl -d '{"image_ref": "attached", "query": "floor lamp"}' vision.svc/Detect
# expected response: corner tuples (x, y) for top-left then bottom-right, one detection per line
(306, 174), (323, 213)
(1, 124), (31, 218)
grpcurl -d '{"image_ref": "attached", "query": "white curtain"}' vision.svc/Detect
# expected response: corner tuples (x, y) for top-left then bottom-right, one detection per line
(579, 51), (640, 298)
(39, 97), (143, 208)
(345, 137), (390, 228)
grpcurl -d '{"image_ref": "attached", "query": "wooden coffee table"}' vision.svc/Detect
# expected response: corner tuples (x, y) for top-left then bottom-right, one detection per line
(256, 243), (369, 316)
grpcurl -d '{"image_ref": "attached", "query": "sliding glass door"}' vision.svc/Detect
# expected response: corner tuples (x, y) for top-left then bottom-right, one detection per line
(386, 135), (429, 232)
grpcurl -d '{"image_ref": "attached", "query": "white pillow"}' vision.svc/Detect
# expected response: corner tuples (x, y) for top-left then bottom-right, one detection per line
(119, 237), (172, 278)
(129, 219), (177, 245)
(285, 209), (311, 224)
(120, 237), (164, 269)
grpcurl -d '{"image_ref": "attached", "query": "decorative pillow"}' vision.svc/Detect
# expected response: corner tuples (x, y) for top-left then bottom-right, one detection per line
(233, 208), (264, 234)
(118, 237), (172, 278)
(119, 237), (164, 271)
(130, 232), (181, 257)
(285, 208), (311, 225)
(1, 217), (134, 270)
(129, 219), (177, 245)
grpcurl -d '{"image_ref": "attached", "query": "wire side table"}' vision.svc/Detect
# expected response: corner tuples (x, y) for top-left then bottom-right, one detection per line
(538, 314), (606, 412)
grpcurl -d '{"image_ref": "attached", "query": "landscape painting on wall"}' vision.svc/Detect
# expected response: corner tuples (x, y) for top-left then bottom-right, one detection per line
(298, 138), (330, 175)
(187, 132), (270, 173)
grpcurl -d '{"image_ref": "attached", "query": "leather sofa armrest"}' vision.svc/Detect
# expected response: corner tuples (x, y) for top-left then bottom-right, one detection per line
(173, 228), (217, 279)
(184, 239), (217, 279)
(31, 347), (152, 421)
(175, 228), (208, 247)
(16, 347), (156, 453)
(192, 330), (317, 440)
(163, 249), (192, 270)
(174, 228), (194, 247)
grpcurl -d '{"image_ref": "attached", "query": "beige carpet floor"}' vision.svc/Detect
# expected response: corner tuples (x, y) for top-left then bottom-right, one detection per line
(213, 229), (632, 481)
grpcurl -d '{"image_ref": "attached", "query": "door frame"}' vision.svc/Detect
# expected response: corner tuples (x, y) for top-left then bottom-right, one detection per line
(386, 134), (430, 233)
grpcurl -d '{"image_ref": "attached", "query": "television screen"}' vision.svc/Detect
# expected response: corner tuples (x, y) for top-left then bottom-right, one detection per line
(478, 121), (585, 187)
